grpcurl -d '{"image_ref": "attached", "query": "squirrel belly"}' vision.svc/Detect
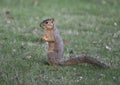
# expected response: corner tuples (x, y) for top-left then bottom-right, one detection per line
(40, 18), (109, 68)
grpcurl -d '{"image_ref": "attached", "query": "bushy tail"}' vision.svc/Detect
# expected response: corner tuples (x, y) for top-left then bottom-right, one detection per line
(61, 56), (109, 68)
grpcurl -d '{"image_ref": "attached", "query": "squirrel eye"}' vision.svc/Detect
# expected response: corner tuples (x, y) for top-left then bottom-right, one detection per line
(45, 21), (48, 24)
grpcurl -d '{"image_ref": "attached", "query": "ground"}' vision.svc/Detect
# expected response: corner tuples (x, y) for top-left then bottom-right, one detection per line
(0, 0), (120, 85)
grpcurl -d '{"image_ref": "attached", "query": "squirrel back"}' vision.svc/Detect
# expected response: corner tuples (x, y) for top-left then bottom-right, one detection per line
(40, 18), (109, 68)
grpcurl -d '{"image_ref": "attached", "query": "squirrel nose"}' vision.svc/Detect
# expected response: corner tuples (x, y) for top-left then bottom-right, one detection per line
(40, 23), (42, 27)
(40, 23), (44, 29)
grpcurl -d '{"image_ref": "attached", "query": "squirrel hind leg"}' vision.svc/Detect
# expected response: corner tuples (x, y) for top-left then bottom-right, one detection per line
(47, 52), (60, 66)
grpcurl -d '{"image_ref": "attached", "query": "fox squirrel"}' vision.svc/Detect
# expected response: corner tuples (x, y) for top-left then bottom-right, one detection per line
(40, 18), (109, 68)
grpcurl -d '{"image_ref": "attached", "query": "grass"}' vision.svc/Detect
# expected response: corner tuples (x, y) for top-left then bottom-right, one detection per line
(0, 0), (120, 85)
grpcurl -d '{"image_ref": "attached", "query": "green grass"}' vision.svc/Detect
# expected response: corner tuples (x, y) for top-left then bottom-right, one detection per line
(0, 0), (120, 85)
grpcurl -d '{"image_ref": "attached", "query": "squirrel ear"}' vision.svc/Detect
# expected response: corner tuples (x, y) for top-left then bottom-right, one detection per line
(51, 18), (54, 23)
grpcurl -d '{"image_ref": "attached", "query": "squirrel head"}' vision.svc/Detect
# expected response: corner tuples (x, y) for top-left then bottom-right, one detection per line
(40, 18), (55, 42)
(40, 18), (54, 30)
